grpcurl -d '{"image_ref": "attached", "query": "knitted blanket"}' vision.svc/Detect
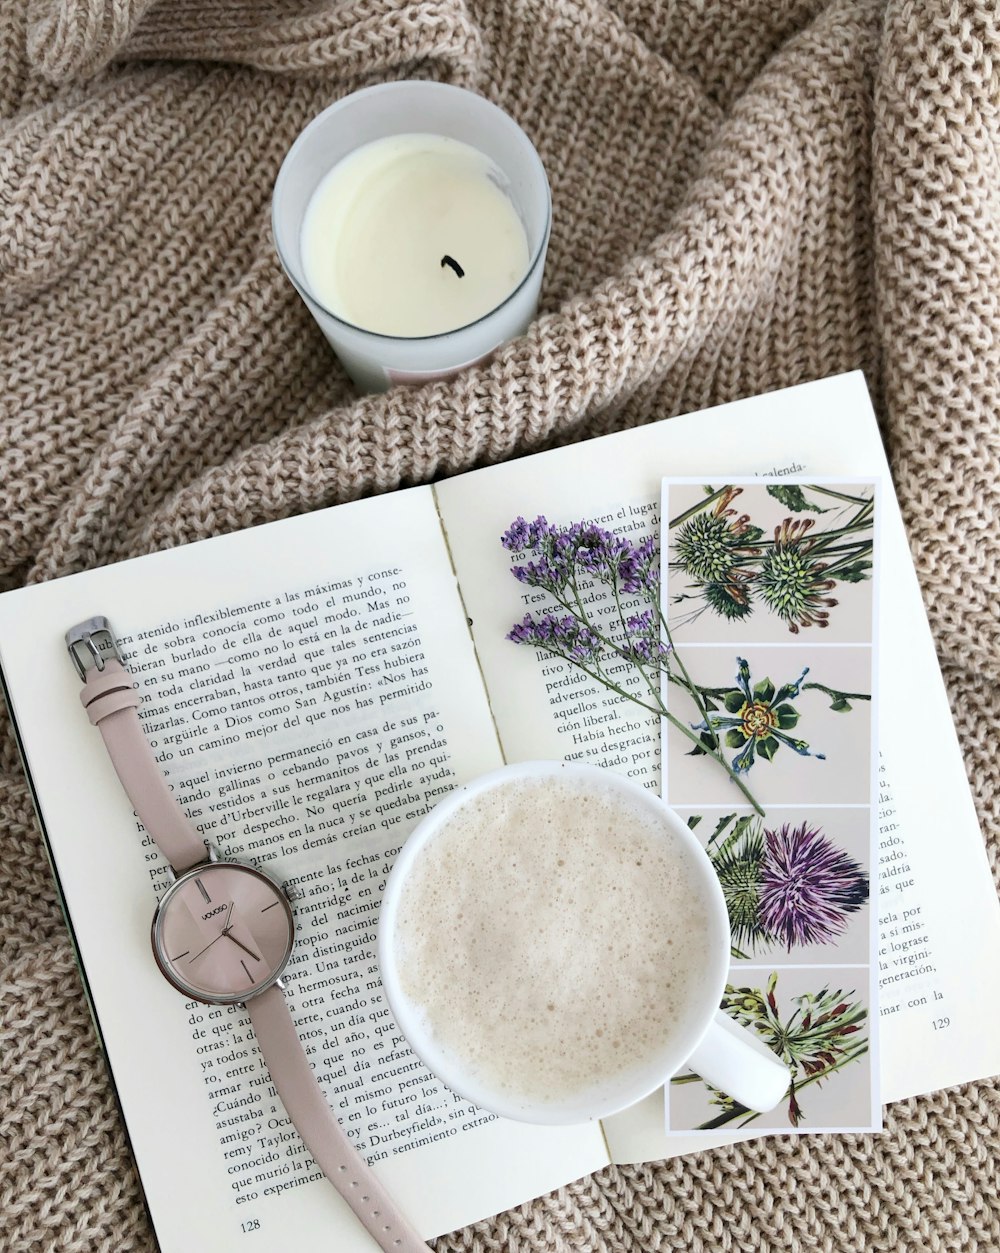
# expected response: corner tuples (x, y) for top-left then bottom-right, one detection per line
(2, 1), (998, 1249)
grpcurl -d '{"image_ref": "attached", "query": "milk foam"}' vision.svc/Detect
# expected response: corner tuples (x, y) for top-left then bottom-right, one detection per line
(393, 775), (711, 1108)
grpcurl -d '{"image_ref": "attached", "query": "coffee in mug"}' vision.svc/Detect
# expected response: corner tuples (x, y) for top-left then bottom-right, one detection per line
(378, 762), (789, 1124)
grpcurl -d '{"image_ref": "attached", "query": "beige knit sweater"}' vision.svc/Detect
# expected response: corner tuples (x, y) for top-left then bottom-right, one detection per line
(2, 1), (999, 1249)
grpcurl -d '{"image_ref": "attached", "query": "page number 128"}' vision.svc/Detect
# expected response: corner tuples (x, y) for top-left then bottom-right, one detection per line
(241, 1219), (261, 1234)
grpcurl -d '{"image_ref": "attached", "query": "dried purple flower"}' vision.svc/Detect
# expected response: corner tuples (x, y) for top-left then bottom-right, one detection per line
(506, 613), (605, 662)
(622, 610), (671, 664)
(501, 513), (766, 816)
(501, 516), (660, 597)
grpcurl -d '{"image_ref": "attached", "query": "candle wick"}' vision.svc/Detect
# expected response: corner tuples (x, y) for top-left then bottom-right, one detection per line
(441, 255), (465, 278)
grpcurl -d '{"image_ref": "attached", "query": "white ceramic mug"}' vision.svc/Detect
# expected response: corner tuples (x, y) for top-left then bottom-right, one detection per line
(377, 761), (790, 1124)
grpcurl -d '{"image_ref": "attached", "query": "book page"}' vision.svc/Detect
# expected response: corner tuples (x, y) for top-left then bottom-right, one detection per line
(0, 487), (607, 1253)
(435, 371), (1000, 1163)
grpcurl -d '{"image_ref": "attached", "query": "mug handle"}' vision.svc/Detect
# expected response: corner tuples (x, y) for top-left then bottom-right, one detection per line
(679, 1011), (790, 1115)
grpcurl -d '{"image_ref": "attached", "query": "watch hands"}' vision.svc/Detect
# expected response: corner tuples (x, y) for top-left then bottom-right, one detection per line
(187, 932), (226, 963)
(187, 902), (236, 964)
(224, 932), (262, 962)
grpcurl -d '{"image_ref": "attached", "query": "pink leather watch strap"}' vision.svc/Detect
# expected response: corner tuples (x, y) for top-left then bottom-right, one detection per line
(247, 987), (427, 1252)
(81, 660), (206, 873)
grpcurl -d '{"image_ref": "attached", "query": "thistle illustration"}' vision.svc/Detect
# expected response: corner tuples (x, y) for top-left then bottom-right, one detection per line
(698, 813), (869, 957)
(758, 822), (870, 949)
(705, 817), (765, 952)
(670, 483), (874, 634)
(672, 973), (869, 1129)
(672, 486), (763, 621)
(755, 517), (839, 632)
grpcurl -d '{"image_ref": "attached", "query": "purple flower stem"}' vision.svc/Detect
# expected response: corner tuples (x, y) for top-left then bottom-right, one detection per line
(652, 602), (718, 744)
(507, 526), (765, 815)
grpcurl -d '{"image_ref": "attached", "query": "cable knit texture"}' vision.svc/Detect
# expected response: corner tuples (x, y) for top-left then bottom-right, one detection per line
(2, 0), (999, 1249)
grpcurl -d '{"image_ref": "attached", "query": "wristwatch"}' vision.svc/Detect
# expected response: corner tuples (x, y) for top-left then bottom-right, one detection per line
(67, 616), (426, 1252)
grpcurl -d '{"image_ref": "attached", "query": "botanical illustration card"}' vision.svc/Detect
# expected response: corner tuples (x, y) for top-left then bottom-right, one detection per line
(660, 479), (881, 1135)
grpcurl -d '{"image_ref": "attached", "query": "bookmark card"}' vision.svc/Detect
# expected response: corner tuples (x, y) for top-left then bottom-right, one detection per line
(660, 479), (881, 1135)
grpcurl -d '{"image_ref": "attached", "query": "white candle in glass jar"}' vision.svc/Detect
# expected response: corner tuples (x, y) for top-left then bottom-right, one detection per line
(300, 134), (531, 339)
(272, 82), (551, 392)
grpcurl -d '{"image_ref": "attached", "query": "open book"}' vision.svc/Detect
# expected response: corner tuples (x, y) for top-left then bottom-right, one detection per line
(1, 372), (997, 1250)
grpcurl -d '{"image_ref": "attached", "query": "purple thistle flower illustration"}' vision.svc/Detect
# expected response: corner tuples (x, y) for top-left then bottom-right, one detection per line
(758, 822), (869, 950)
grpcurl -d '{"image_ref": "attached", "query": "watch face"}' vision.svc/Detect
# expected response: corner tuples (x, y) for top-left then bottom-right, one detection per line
(152, 862), (295, 1005)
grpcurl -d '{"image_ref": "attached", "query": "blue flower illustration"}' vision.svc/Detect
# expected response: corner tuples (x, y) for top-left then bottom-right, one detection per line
(694, 658), (826, 774)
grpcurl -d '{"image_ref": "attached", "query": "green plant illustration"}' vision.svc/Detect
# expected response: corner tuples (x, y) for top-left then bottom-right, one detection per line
(688, 656), (870, 776)
(670, 484), (874, 633)
(671, 973), (869, 1129)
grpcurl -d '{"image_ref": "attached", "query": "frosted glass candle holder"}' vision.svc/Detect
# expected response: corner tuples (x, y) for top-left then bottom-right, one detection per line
(272, 82), (551, 393)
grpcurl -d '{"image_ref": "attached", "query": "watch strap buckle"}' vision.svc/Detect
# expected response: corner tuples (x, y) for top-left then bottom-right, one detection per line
(66, 616), (124, 681)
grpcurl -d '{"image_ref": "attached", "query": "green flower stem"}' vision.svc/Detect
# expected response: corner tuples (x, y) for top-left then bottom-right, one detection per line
(722, 524), (872, 559)
(528, 639), (764, 815)
(668, 676), (737, 703)
(562, 576), (666, 712)
(805, 532), (873, 560)
(557, 579), (674, 726)
(609, 576), (632, 642)
(806, 531), (873, 550)
(840, 496), (875, 528)
(805, 542), (872, 563)
(668, 487), (733, 530)
(691, 1042), (869, 1131)
(804, 485), (873, 508)
(654, 604), (717, 737)
(562, 585), (765, 816)
(801, 683), (871, 703)
(524, 642), (664, 718)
